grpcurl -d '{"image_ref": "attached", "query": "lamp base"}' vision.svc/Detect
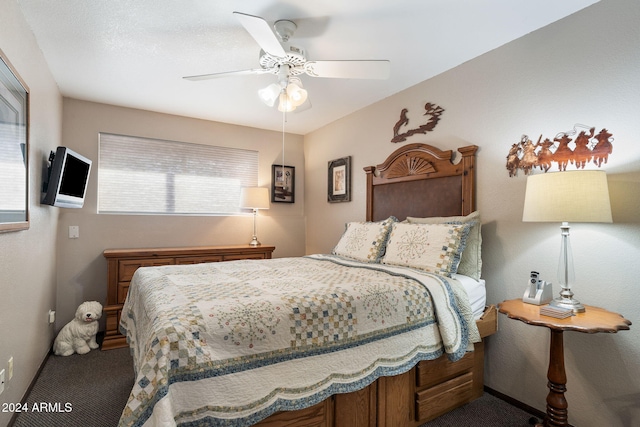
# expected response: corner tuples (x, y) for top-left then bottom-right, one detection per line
(549, 297), (585, 313)
(249, 236), (261, 247)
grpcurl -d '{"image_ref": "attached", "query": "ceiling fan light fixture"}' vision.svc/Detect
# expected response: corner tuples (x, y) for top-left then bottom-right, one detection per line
(277, 91), (295, 112)
(286, 78), (307, 107)
(258, 83), (281, 107)
(186, 12), (391, 115)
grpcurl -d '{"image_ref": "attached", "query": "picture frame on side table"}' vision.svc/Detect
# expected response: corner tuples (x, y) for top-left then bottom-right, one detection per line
(0, 48), (30, 232)
(328, 156), (351, 203)
(272, 164), (295, 203)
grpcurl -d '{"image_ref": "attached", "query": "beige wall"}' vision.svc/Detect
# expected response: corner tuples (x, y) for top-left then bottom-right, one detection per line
(56, 99), (306, 333)
(305, 1), (640, 426)
(0, 1), (62, 425)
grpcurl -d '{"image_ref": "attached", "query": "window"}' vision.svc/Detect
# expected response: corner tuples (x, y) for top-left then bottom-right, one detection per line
(98, 133), (258, 215)
(0, 124), (27, 219)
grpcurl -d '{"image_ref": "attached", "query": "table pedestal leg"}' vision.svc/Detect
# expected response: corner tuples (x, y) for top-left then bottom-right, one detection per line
(544, 329), (568, 426)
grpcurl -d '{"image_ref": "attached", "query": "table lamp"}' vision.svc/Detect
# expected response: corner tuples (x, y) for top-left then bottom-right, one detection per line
(522, 170), (612, 312)
(240, 187), (270, 246)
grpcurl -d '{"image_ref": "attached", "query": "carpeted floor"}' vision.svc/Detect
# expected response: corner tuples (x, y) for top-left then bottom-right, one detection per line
(11, 347), (133, 427)
(11, 345), (539, 427)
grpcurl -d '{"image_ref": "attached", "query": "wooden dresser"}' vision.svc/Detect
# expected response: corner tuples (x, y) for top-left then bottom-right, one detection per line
(101, 244), (275, 350)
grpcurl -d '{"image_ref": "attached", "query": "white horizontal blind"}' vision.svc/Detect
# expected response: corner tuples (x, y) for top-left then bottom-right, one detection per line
(0, 123), (27, 213)
(98, 133), (258, 215)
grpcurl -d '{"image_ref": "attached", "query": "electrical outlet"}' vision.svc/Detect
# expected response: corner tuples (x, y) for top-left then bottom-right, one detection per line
(8, 357), (13, 381)
(68, 225), (79, 239)
(48, 310), (56, 324)
(0, 369), (5, 395)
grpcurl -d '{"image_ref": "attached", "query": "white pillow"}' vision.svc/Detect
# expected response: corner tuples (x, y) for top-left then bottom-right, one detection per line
(381, 222), (472, 277)
(406, 211), (482, 279)
(332, 216), (397, 263)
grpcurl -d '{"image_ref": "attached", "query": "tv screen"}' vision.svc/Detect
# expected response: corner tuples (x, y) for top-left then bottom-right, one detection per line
(42, 147), (92, 208)
(59, 154), (90, 198)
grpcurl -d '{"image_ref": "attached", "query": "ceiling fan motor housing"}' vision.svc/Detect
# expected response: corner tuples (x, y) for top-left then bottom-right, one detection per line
(259, 45), (307, 76)
(274, 19), (297, 42)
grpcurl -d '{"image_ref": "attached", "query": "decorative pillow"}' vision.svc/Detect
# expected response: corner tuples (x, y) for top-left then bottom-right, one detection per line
(381, 222), (472, 277)
(332, 216), (397, 263)
(406, 211), (482, 280)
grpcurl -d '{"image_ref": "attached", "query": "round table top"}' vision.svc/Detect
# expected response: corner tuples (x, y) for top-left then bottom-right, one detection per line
(498, 299), (631, 333)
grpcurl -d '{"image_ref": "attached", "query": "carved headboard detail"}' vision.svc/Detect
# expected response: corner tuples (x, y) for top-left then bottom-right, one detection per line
(380, 154), (436, 179)
(364, 143), (478, 222)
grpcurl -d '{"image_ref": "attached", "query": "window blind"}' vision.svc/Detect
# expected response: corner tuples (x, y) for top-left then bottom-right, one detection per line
(98, 133), (258, 215)
(0, 123), (27, 212)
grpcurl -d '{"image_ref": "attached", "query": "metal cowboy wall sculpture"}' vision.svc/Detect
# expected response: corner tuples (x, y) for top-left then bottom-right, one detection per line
(391, 103), (445, 143)
(506, 125), (613, 177)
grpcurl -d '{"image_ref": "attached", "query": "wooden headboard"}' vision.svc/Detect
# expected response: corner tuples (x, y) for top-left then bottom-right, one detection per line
(364, 143), (478, 221)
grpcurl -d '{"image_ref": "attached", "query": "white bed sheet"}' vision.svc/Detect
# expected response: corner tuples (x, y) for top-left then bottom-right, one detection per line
(451, 273), (486, 319)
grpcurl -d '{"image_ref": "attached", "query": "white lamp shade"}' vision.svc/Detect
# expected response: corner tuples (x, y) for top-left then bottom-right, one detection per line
(277, 91), (295, 112)
(258, 83), (281, 107)
(522, 170), (612, 223)
(240, 187), (270, 210)
(286, 79), (308, 107)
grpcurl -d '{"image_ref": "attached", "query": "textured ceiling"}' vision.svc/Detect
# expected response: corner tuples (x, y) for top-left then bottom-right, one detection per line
(17, 0), (599, 135)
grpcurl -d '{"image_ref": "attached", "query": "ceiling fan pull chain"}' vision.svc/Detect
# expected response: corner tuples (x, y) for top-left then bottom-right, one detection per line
(282, 109), (286, 172)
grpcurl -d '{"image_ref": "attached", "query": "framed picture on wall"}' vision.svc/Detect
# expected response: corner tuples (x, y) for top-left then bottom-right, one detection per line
(328, 156), (351, 203)
(272, 164), (295, 203)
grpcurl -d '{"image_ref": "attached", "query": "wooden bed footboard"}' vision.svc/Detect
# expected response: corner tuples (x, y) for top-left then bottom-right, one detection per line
(258, 305), (498, 427)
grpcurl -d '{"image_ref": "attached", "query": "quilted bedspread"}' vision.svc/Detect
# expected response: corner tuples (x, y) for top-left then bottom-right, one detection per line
(119, 254), (480, 427)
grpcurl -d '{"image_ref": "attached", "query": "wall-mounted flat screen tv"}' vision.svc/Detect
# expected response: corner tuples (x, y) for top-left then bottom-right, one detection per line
(42, 146), (92, 208)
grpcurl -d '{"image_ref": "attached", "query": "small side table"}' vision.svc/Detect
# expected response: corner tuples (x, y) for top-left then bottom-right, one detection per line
(498, 299), (631, 427)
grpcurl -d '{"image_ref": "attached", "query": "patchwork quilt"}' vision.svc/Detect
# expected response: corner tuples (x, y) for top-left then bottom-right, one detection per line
(118, 254), (480, 427)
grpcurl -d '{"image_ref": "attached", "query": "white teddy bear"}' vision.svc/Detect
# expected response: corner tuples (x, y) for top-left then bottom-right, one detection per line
(53, 301), (103, 356)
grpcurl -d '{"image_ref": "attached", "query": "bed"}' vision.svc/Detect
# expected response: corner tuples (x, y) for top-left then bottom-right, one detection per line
(118, 142), (498, 427)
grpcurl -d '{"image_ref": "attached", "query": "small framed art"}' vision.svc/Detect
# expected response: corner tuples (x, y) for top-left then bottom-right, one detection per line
(327, 156), (351, 203)
(272, 164), (295, 203)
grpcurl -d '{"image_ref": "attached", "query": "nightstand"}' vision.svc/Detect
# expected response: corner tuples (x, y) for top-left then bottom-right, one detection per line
(498, 299), (631, 427)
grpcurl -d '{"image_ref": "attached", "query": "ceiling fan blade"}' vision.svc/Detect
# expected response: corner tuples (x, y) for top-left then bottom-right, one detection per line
(183, 68), (269, 81)
(233, 11), (286, 58)
(304, 60), (390, 80)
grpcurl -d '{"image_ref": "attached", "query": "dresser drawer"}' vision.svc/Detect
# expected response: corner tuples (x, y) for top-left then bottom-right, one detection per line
(176, 255), (224, 264)
(118, 258), (174, 282)
(223, 253), (268, 261)
(416, 350), (474, 388)
(415, 371), (473, 422)
(104, 306), (121, 336)
(117, 282), (130, 304)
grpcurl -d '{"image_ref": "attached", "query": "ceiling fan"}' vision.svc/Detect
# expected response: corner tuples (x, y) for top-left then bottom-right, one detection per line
(183, 12), (391, 111)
